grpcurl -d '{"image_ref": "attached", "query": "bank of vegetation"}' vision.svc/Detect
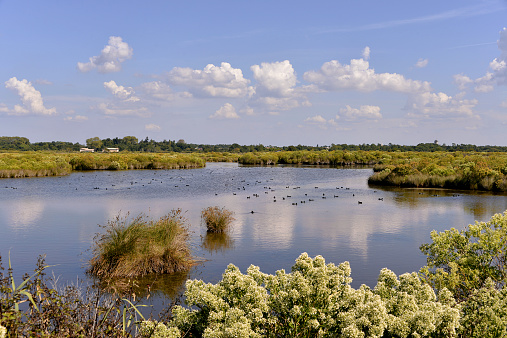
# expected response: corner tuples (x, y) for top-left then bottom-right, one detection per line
(0, 152), (206, 178)
(368, 151), (507, 191)
(2, 211), (507, 336)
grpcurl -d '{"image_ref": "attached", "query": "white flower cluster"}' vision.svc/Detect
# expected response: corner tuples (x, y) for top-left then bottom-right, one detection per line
(140, 253), (460, 337)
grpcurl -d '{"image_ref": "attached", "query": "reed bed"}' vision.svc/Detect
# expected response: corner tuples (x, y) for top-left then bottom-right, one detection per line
(88, 210), (194, 279)
(0, 152), (206, 178)
(201, 206), (235, 233)
(368, 152), (507, 191)
(238, 150), (388, 166)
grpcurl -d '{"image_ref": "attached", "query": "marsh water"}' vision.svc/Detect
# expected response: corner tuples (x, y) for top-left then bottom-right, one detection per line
(2, 163), (507, 302)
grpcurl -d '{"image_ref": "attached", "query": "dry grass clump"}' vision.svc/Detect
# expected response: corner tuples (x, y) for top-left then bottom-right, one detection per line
(201, 206), (235, 233)
(88, 210), (194, 278)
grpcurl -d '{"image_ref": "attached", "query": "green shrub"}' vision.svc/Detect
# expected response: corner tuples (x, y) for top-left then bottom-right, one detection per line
(201, 207), (235, 233)
(88, 210), (194, 278)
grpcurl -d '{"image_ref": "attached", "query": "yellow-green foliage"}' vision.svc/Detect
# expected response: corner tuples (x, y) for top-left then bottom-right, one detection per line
(0, 152), (206, 178)
(201, 206), (235, 233)
(151, 253), (459, 337)
(0, 152), (72, 178)
(420, 210), (507, 301)
(369, 151), (507, 191)
(88, 210), (194, 278)
(238, 150), (386, 166)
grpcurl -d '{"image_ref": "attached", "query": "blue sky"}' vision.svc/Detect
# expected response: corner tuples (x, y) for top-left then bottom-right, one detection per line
(1, 0), (506, 146)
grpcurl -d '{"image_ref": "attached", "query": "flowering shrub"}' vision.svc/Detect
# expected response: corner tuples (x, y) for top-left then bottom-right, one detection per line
(142, 253), (460, 337)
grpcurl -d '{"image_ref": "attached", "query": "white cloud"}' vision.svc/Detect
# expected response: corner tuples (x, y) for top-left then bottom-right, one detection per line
(145, 123), (161, 131)
(248, 60), (311, 113)
(362, 46), (371, 60)
(453, 74), (473, 90)
(305, 115), (327, 124)
(406, 91), (478, 118)
(104, 80), (140, 102)
(64, 115), (88, 122)
(415, 58), (428, 68)
(77, 36), (133, 73)
(471, 27), (507, 92)
(251, 60), (297, 97)
(140, 81), (191, 101)
(501, 100), (507, 108)
(338, 105), (382, 120)
(167, 62), (251, 98)
(304, 51), (432, 94)
(209, 103), (239, 119)
(304, 115), (339, 129)
(4, 77), (56, 115)
(97, 103), (149, 117)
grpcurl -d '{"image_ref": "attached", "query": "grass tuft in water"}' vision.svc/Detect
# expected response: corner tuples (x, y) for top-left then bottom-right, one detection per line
(201, 206), (235, 233)
(88, 210), (194, 278)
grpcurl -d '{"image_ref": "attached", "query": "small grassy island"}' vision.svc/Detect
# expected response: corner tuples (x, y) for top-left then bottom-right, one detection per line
(88, 210), (194, 279)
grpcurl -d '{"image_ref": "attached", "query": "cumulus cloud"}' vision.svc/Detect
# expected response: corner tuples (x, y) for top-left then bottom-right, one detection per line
(4, 77), (56, 115)
(304, 52), (431, 93)
(304, 115), (338, 129)
(470, 27), (507, 92)
(415, 58), (429, 68)
(209, 103), (240, 119)
(453, 74), (473, 90)
(145, 123), (161, 131)
(338, 105), (382, 120)
(77, 36), (133, 73)
(251, 60), (297, 97)
(167, 62), (251, 98)
(140, 81), (191, 101)
(104, 80), (140, 102)
(501, 100), (507, 108)
(406, 91), (478, 118)
(305, 115), (327, 124)
(248, 60), (312, 112)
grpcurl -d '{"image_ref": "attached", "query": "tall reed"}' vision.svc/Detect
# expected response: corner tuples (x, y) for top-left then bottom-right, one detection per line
(88, 210), (194, 278)
(201, 206), (235, 233)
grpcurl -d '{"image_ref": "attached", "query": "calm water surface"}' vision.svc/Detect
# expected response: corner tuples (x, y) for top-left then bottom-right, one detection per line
(2, 163), (507, 300)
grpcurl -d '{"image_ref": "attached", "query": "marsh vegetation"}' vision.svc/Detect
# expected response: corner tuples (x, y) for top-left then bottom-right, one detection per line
(201, 206), (235, 233)
(88, 211), (194, 279)
(0, 152), (206, 178)
(3, 150), (507, 192)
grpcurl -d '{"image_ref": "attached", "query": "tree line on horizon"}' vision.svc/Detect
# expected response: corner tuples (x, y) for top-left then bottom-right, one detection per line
(1, 135), (507, 153)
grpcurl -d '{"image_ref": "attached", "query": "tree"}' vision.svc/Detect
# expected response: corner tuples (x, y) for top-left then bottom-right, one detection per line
(86, 137), (102, 150)
(122, 136), (138, 145)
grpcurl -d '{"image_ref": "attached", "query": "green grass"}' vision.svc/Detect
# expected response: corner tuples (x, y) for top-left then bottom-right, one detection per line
(88, 210), (194, 279)
(201, 206), (235, 233)
(0, 151), (206, 178)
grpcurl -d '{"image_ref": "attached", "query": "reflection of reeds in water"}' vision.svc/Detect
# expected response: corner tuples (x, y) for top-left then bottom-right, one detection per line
(95, 269), (190, 300)
(201, 232), (234, 254)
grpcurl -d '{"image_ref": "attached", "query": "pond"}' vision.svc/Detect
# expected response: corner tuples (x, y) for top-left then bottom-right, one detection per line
(1, 162), (507, 303)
